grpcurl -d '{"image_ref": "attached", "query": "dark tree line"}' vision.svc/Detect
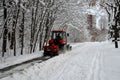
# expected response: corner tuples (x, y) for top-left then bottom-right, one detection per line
(105, 0), (120, 48)
(1, 0), (64, 57)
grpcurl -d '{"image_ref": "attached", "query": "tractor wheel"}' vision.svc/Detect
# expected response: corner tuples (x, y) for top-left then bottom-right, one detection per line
(66, 44), (72, 51)
(43, 52), (47, 56)
(50, 52), (58, 57)
(43, 51), (51, 56)
(50, 52), (54, 57)
(43, 51), (48, 56)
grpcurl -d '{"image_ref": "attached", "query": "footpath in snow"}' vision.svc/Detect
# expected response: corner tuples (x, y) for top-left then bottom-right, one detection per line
(0, 41), (120, 80)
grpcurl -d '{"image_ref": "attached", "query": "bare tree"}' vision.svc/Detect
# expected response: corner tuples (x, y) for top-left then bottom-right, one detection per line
(19, 3), (25, 55)
(10, 0), (20, 56)
(106, 0), (120, 48)
(2, 0), (8, 57)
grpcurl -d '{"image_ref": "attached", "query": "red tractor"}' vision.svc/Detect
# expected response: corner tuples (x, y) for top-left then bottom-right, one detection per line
(43, 30), (72, 56)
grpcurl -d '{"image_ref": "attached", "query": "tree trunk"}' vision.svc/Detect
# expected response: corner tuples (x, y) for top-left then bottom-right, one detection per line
(2, 0), (8, 57)
(33, 9), (48, 52)
(115, 40), (118, 48)
(30, 1), (35, 53)
(10, 2), (20, 56)
(20, 9), (25, 55)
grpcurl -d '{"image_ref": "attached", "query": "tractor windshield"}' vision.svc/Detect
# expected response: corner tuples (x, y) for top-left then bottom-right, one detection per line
(52, 31), (67, 40)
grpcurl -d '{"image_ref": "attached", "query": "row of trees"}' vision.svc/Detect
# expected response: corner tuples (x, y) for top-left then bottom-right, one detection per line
(1, 0), (65, 57)
(104, 0), (120, 48)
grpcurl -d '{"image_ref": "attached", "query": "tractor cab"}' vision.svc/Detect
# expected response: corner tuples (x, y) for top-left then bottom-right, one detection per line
(51, 30), (67, 45)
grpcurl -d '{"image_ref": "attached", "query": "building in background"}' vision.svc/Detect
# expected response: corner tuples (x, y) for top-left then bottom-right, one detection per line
(87, 0), (108, 41)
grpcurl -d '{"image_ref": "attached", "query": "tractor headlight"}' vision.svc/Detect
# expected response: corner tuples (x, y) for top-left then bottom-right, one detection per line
(62, 41), (66, 44)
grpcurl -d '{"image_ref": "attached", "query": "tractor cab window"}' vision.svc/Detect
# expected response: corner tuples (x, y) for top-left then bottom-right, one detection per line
(52, 31), (66, 40)
(56, 33), (62, 40)
(62, 32), (67, 40)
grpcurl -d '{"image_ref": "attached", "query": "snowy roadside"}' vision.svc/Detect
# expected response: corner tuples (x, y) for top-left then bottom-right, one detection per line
(0, 51), (43, 69)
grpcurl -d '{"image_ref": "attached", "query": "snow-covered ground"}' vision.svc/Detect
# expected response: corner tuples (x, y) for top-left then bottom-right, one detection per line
(0, 51), (43, 69)
(0, 41), (120, 80)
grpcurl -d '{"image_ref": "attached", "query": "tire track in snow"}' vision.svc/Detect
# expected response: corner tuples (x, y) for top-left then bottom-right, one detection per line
(47, 43), (96, 80)
(68, 43), (102, 80)
(86, 45), (102, 80)
(69, 43), (103, 80)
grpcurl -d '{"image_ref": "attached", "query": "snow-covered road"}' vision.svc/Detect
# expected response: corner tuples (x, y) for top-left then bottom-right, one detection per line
(0, 41), (120, 80)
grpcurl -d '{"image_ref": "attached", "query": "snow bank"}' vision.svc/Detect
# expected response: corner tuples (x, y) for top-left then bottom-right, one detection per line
(0, 51), (43, 69)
